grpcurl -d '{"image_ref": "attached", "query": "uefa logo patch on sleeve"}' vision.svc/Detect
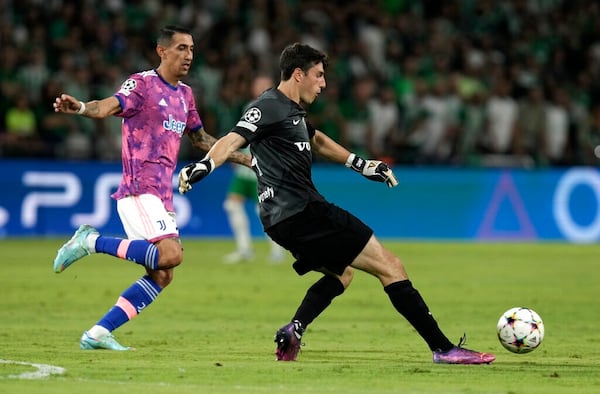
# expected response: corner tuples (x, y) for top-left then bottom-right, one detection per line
(244, 107), (261, 123)
(118, 79), (137, 96)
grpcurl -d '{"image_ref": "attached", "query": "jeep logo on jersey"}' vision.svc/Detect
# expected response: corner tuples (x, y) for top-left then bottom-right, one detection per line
(294, 142), (311, 151)
(244, 107), (261, 123)
(118, 79), (137, 96)
(163, 114), (186, 135)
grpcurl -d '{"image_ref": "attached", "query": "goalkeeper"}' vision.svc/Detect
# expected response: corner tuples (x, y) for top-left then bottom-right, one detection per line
(178, 43), (495, 365)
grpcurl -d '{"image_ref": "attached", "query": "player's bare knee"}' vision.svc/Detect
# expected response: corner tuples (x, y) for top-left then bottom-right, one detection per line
(156, 238), (183, 269)
(339, 266), (354, 289)
(148, 268), (174, 288)
(158, 251), (183, 269)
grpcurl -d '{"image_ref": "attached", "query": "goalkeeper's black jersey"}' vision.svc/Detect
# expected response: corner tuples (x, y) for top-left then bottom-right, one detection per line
(231, 88), (325, 229)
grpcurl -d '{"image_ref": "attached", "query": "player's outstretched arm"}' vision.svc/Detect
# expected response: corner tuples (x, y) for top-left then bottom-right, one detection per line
(179, 132), (247, 194)
(311, 129), (352, 163)
(311, 130), (398, 188)
(53, 94), (121, 119)
(188, 128), (251, 168)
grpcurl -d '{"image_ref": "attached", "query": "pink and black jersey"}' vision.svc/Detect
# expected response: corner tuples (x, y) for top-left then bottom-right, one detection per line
(111, 69), (202, 211)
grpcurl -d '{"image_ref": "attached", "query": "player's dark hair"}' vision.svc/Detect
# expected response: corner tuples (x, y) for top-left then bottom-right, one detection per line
(157, 25), (192, 46)
(279, 43), (328, 81)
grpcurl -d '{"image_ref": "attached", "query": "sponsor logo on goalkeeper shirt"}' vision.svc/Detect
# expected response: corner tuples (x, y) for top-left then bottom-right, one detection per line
(294, 142), (311, 151)
(258, 186), (274, 203)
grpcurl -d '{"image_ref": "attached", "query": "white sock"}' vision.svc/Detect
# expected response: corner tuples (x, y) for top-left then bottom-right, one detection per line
(87, 325), (110, 339)
(224, 199), (251, 253)
(86, 233), (99, 253)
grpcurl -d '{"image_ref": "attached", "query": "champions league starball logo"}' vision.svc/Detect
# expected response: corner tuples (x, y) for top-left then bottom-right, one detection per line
(118, 79), (137, 96)
(244, 107), (261, 123)
(121, 79), (137, 91)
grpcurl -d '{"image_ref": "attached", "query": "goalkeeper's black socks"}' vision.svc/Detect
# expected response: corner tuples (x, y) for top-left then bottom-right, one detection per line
(384, 280), (454, 352)
(292, 275), (345, 327)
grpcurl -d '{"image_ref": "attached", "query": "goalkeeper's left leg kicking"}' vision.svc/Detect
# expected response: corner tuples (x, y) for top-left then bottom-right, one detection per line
(267, 200), (496, 364)
(53, 194), (183, 351)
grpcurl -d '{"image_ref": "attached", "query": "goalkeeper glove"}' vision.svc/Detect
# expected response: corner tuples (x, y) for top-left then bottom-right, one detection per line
(178, 156), (215, 195)
(345, 153), (398, 188)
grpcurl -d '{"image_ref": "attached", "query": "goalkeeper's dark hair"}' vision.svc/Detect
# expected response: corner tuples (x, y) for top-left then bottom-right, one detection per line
(279, 43), (328, 81)
(157, 25), (192, 46)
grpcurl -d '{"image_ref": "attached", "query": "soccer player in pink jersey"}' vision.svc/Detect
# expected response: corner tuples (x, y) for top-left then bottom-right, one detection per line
(52, 25), (250, 350)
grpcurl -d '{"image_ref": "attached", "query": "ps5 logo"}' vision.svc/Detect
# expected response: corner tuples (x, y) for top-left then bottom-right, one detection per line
(18, 171), (191, 231)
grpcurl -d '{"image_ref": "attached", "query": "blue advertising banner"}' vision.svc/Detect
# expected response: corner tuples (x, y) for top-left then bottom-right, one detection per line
(316, 166), (600, 242)
(0, 159), (598, 242)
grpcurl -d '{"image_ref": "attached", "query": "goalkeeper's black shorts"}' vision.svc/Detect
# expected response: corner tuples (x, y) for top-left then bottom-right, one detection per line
(266, 200), (373, 276)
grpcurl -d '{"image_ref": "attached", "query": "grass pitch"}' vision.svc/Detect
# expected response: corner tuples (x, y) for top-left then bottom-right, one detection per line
(1, 238), (599, 393)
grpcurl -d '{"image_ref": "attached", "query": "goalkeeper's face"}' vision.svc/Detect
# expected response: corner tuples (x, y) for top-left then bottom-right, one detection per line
(300, 63), (326, 105)
(159, 32), (194, 79)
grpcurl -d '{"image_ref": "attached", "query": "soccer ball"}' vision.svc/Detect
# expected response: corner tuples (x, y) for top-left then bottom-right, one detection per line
(497, 307), (544, 354)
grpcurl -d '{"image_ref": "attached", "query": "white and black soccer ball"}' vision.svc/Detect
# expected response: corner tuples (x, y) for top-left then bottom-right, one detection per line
(497, 307), (544, 354)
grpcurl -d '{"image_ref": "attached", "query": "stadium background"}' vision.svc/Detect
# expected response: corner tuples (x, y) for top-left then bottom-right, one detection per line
(1, 0), (599, 241)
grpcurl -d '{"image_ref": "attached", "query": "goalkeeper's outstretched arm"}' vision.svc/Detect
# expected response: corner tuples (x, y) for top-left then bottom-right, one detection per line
(178, 132), (247, 194)
(311, 129), (398, 188)
(311, 129), (353, 164)
(188, 128), (251, 168)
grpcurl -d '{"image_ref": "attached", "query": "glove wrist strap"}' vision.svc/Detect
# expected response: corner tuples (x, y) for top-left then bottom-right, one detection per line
(345, 153), (355, 168)
(201, 155), (215, 174)
(345, 153), (365, 173)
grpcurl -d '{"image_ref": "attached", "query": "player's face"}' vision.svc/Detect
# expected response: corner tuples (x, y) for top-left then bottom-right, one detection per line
(300, 63), (326, 104)
(160, 32), (194, 80)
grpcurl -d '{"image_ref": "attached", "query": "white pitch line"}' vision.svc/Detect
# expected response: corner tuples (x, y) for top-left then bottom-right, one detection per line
(0, 359), (66, 380)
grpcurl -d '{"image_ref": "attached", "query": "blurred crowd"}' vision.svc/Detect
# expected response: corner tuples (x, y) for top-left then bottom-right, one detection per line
(1, 0), (600, 167)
